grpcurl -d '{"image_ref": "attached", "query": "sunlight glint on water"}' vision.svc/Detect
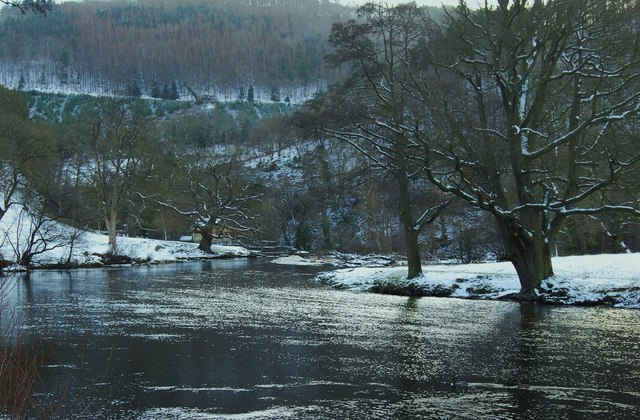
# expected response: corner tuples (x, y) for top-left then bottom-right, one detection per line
(4, 260), (640, 418)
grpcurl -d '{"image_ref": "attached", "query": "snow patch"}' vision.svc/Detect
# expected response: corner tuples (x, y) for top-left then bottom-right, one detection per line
(0, 202), (249, 268)
(270, 255), (326, 266)
(317, 254), (640, 309)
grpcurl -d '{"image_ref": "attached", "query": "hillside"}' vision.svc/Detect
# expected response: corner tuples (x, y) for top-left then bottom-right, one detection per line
(0, 0), (354, 100)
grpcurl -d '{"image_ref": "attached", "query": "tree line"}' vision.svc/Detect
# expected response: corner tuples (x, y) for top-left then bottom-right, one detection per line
(1, 85), (499, 268)
(0, 0), (356, 97)
(308, 0), (640, 298)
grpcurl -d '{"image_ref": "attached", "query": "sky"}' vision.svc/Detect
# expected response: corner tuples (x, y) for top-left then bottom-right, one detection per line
(50, 0), (492, 7)
(339, 0), (498, 7)
(340, 0), (465, 7)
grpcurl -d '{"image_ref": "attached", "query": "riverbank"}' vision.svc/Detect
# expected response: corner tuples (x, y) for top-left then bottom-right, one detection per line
(315, 253), (640, 309)
(0, 226), (250, 271)
(0, 201), (253, 271)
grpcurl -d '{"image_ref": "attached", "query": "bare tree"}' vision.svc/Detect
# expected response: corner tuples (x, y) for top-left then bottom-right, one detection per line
(0, 89), (30, 222)
(0, 87), (54, 223)
(1, 196), (65, 267)
(315, 2), (449, 278)
(411, 0), (640, 297)
(0, 155), (82, 269)
(0, 0), (51, 14)
(72, 100), (155, 252)
(159, 151), (263, 253)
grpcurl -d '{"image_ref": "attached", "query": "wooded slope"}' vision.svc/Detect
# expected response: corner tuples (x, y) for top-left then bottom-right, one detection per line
(0, 0), (353, 97)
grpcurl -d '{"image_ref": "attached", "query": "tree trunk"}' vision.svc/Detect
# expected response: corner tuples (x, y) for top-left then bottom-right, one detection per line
(18, 251), (32, 268)
(405, 227), (422, 279)
(398, 174), (422, 279)
(105, 210), (118, 252)
(198, 230), (213, 253)
(496, 217), (553, 299)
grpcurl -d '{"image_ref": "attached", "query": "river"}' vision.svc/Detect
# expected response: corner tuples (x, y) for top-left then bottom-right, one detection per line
(1, 259), (639, 418)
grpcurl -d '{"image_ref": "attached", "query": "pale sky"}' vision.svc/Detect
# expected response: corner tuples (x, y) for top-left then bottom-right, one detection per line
(51, 0), (496, 8)
(53, 0), (492, 7)
(340, 0), (457, 6)
(339, 0), (496, 7)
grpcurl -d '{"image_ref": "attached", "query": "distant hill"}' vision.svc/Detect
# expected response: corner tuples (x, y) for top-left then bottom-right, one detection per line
(0, 0), (354, 100)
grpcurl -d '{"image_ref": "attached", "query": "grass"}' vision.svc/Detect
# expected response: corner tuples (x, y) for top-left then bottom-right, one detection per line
(0, 325), (45, 417)
(1, 273), (52, 418)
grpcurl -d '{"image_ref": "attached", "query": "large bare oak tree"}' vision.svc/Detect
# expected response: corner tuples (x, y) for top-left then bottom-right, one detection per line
(413, 0), (640, 297)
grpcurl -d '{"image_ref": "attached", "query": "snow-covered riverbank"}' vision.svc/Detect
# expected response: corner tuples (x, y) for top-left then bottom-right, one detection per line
(3, 200), (639, 309)
(0, 203), (249, 270)
(316, 253), (640, 309)
(0, 230), (250, 270)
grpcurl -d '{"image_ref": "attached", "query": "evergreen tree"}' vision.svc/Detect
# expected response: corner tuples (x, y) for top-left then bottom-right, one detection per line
(150, 81), (161, 98)
(17, 74), (26, 91)
(170, 81), (179, 100)
(270, 86), (280, 102)
(162, 83), (170, 100)
(127, 82), (142, 97)
(247, 85), (255, 102)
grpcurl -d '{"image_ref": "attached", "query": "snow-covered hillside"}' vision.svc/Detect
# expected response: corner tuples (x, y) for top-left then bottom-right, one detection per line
(0, 68), (322, 105)
(0, 202), (249, 270)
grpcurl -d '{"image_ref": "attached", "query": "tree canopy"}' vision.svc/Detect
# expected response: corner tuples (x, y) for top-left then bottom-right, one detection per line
(314, 0), (640, 296)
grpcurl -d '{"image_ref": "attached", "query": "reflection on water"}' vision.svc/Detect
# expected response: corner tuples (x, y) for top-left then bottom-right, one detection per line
(2, 259), (639, 418)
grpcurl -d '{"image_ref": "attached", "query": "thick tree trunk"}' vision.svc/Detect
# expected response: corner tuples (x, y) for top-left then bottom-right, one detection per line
(510, 236), (553, 296)
(405, 227), (422, 279)
(198, 230), (213, 253)
(398, 174), (422, 279)
(497, 217), (553, 299)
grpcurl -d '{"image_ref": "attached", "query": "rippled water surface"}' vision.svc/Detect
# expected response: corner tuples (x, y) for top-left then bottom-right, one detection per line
(2, 259), (639, 418)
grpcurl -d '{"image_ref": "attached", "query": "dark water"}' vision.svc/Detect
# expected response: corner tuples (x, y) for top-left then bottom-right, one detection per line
(1, 259), (639, 419)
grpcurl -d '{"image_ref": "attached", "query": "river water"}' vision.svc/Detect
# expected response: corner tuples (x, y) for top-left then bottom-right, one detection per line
(1, 259), (639, 418)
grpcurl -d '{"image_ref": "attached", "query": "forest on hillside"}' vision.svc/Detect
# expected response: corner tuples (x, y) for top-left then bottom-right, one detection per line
(0, 0), (363, 99)
(3, 87), (450, 266)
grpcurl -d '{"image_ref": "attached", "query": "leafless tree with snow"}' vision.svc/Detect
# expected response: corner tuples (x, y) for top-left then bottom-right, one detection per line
(410, 0), (640, 297)
(71, 100), (155, 253)
(315, 2), (451, 279)
(159, 151), (263, 253)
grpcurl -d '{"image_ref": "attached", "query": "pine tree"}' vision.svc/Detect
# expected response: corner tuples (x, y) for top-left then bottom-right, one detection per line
(127, 82), (142, 97)
(170, 81), (179, 100)
(162, 83), (170, 100)
(150, 81), (161, 98)
(247, 85), (255, 102)
(17, 74), (26, 91)
(270, 86), (280, 102)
